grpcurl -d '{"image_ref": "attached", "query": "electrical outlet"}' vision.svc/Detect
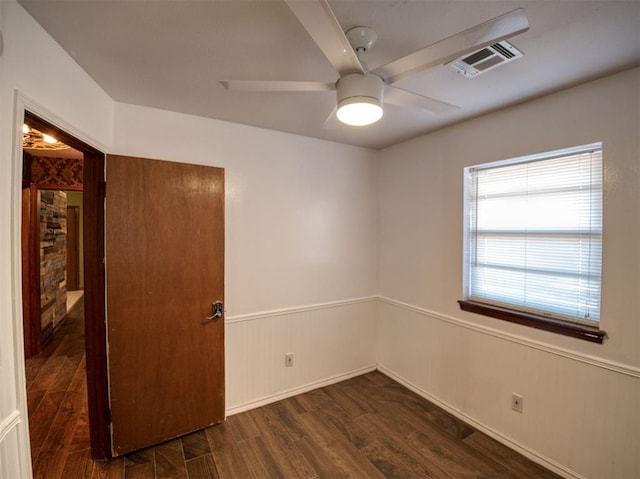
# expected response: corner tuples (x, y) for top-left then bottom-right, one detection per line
(285, 353), (294, 367)
(511, 393), (523, 413)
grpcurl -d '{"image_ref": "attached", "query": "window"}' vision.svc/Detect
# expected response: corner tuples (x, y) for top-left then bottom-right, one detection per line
(459, 143), (606, 343)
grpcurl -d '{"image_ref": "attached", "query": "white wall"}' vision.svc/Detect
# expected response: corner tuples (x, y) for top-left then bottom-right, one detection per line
(377, 68), (640, 479)
(0, 1), (114, 476)
(113, 103), (379, 413)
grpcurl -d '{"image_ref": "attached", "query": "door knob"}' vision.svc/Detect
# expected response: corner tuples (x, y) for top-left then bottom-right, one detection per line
(204, 301), (224, 320)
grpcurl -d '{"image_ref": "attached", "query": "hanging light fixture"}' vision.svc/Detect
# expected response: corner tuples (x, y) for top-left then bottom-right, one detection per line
(336, 73), (383, 126)
(42, 133), (58, 144)
(22, 126), (69, 151)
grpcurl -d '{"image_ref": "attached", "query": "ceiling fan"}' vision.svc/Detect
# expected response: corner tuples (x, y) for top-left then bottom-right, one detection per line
(221, 1), (529, 126)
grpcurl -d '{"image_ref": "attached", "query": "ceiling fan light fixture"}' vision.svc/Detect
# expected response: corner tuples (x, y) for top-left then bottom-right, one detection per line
(336, 73), (384, 126)
(337, 98), (383, 126)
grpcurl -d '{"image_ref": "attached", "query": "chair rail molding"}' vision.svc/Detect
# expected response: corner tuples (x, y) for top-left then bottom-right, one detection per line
(225, 296), (379, 324)
(0, 410), (21, 443)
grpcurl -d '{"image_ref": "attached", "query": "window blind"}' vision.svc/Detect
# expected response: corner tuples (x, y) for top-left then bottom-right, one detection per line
(465, 143), (603, 324)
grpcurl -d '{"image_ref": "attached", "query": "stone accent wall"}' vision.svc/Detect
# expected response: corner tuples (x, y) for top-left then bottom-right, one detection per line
(40, 190), (67, 339)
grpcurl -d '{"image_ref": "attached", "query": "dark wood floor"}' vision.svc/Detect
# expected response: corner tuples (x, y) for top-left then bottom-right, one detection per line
(26, 300), (562, 479)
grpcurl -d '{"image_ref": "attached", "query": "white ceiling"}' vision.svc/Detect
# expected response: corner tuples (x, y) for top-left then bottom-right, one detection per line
(18, 0), (640, 149)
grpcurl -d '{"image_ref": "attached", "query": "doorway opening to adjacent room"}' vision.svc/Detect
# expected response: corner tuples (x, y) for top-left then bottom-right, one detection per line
(20, 110), (110, 463)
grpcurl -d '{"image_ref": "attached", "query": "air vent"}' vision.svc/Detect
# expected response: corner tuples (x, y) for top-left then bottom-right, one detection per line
(447, 40), (523, 78)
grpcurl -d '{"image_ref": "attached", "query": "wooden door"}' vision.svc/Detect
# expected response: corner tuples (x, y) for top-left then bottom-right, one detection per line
(105, 154), (225, 456)
(66, 205), (80, 291)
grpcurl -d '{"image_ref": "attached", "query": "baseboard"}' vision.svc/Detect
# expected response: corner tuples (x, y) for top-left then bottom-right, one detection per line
(225, 364), (377, 416)
(376, 365), (586, 479)
(41, 321), (54, 346)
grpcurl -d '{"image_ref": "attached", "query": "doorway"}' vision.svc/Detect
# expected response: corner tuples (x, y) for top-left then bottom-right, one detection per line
(19, 111), (226, 463)
(22, 154), (84, 353)
(21, 111), (110, 460)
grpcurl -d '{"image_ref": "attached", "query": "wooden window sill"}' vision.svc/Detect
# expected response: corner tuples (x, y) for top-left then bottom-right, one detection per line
(458, 300), (607, 344)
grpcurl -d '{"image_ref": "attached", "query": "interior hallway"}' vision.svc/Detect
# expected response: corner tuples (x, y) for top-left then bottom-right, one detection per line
(25, 301), (561, 479)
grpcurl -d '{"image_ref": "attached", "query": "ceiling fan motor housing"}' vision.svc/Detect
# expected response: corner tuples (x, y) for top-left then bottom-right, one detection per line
(336, 73), (384, 125)
(337, 73), (384, 108)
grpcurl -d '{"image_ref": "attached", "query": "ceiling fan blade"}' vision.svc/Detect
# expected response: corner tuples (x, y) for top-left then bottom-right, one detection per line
(322, 105), (341, 129)
(285, 0), (365, 76)
(220, 80), (335, 92)
(373, 8), (529, 84)
(384, 86), (460, 115)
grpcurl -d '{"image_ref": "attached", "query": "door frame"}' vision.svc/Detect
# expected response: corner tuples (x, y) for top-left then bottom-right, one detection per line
(66, 204), (81, 292)
(21, 179), (41, 358)
(16, 107), (111, 459)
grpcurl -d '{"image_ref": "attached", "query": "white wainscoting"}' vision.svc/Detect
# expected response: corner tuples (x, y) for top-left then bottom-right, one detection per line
(0, 410), (29, 479)
(377, 297), (639, 479)
(225, 297), (378, 415)
(223, 295), (638, 478)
